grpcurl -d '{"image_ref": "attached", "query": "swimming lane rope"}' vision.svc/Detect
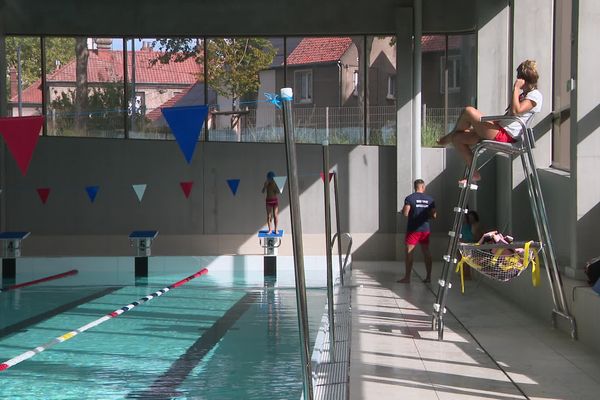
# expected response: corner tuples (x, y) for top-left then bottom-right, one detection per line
(0, 267), (208, 371)
(0, 269), (78, 293)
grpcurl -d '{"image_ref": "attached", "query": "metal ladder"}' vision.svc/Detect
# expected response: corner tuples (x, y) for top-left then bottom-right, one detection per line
(431, 115), (577, 340)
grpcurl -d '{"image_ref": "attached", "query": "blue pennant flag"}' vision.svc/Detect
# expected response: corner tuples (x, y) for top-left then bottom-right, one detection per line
(227, 179), (240, 195)
(85, 185), (99, 203)
(161, 105), (208, 164)
(264, 93), (282, 109)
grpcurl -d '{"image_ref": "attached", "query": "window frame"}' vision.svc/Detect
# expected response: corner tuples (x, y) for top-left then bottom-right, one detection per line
(440, 55), (461, 94)
(386, 75), (396, 100)
(294, 69), (313, 104)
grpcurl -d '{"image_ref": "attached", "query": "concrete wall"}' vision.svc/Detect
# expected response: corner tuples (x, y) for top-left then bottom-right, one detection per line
(1, 137), (402, 259)
(1, 133), (484, 262)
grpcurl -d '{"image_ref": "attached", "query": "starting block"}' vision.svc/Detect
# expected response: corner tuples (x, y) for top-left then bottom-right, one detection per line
(129, 230), (158, 256)
(258, 230), (283, 278)
(0, 231), (31, 280)
(129, 230), (158, 278)
(258, 230), (283, 256)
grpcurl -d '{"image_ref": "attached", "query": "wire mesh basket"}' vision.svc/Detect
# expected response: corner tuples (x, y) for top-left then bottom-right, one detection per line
(456, 241), (541, 292)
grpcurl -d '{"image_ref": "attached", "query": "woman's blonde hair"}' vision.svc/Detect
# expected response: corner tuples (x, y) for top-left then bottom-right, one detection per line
(517, 59), (539, 89)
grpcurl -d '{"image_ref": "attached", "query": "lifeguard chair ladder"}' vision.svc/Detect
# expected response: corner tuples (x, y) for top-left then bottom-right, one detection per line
(431, 115), (577, 340)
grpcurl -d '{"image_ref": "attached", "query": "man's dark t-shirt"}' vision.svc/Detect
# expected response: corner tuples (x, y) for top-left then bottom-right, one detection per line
(405, 192), (435, 232)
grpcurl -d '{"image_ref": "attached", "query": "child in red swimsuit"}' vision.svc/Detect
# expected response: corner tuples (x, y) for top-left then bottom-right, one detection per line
(262, 171), (280, 234)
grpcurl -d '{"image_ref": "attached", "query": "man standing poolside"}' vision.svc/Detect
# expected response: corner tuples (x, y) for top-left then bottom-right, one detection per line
(398, 179), (436, 283)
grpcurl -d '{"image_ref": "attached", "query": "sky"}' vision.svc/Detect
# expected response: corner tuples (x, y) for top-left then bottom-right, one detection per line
(108, 38), (157, 51)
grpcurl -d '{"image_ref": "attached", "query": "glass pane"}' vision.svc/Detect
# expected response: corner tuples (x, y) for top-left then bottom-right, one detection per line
(128, 37), (204, 140)
(253, 37), (285, 143)
(5, 36), (42, 118)
(367, 35), (397, 146)
(552, 0), (571, 170)
(286, 36), (364, 144)
(46, 37), (125, 138)
(206, 37), (278, 142)
(421, 34), (476, 147)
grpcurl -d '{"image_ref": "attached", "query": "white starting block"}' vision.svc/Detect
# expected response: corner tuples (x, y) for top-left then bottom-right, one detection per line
(0, 231), (30, 258)
(258, 230), (283, 256)
(0, 231), (31, 280)
(258, 230), (284, 278)
(129, 230), (158, 257)
(129, 230), (158, 279)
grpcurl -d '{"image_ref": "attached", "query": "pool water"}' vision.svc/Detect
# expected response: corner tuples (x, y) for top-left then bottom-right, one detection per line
(0, 257), (330, 399)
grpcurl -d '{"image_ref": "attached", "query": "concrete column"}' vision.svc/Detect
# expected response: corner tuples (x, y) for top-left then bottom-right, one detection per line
(395, 6), (414, 258)
(477, 3), (511, 231)
(0, 22), (6, 232)
(512, 0), (554, 187)
(574, 0), (600, 271)
(412, 0), (422, 182)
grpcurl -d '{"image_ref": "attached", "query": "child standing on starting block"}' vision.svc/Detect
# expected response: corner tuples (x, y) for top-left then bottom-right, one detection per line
(262, 171), (280, 234)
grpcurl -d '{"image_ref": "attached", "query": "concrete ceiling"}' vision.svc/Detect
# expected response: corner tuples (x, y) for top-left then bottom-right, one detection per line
(0, 0), (508, 36)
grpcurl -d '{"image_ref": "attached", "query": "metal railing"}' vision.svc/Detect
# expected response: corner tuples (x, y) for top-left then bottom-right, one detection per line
(331, 232), (353, 276)
(42, 104), (464, 147)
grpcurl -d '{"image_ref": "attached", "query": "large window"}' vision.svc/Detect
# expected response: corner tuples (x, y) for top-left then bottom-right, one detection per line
(286, 36), (364, 144)
(421, 34), (476, 147)
(206, 37), (278, 142)
(552, 0), (571, 170)
(4, 36), (42, 118)
(2, 34), (477, 146)
(128, 37), (204, 140)
(367, 35), (397, 145)
(45, 37), (125, 138)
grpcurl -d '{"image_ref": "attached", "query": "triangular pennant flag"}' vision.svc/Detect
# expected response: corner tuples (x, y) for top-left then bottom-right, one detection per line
(37, 187), (50, 204)
(161, 105), (208, 164)
(85, 185), (99, 203)
(180, 181), (193, 199)
(132, 184), (147, 202)
(273, 176), (287, 194)
(227, 179), (240, 196)
(0, 116), (44, 176)
(320, 171), (334, 182)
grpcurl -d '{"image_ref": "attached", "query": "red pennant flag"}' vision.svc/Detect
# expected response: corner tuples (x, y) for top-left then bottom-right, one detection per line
(37, 188), (50, 204)
(0, 116), (44, 176)
(180, 181), (193, 199)
(320, 172), (334, 182)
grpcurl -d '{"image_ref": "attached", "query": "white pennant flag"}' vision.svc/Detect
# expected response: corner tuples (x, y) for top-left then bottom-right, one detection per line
(132, 184), (147, 202)
(273, 176), (287, 194)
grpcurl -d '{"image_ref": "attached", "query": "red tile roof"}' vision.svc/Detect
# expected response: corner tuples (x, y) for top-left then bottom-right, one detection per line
(10, 49), (202, 104)
(286, 35), (461, 67)
(145, 86), (192, 121)
(421, 35), (462, 52)
(286, 37), (353, 66)
(11, 81), (41, 104)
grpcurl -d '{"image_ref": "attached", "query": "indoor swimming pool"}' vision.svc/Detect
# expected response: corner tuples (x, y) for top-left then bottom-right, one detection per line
(0, 256), (331, 399)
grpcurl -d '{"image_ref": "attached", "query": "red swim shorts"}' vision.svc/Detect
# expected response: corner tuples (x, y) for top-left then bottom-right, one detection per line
(405, 231), (430, 245)
(494, 126), (517, 143)
(266, 197), (278, 207)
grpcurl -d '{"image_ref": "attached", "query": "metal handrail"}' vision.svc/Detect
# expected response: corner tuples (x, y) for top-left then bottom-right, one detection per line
(281, 88), (314, 399)
(331, 232), (353, 278)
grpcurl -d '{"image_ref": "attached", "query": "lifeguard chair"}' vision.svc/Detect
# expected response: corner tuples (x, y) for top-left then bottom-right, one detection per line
(432, 115), (577, 340)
